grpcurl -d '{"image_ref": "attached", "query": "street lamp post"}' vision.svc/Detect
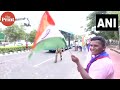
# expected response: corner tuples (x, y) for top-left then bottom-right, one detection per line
(118, 26), (120, 49)
(21, 18), (31, 50)
(68, 33), (71, 48)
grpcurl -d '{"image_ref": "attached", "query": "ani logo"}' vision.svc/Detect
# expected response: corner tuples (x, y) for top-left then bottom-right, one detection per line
(96, 14), (118, 31)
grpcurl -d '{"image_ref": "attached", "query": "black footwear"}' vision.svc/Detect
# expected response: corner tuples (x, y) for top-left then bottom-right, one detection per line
(54, 61), (57, 63)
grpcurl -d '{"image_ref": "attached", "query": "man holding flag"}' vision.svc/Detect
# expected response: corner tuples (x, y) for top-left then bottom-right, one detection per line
(71, 36), (114, 79)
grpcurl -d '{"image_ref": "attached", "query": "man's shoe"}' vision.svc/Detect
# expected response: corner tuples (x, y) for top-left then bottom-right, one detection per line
(54, 61), (57, 63)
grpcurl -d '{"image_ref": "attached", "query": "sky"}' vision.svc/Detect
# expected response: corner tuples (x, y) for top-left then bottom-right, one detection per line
(0, 11), (93, 35)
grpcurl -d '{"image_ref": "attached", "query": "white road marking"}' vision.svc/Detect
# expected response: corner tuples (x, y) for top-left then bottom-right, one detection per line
(33, 57), (54, 67)
(33, 50), (69, 68)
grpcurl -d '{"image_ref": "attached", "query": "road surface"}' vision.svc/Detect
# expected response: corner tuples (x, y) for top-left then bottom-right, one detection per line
(0, 49), (87, 79)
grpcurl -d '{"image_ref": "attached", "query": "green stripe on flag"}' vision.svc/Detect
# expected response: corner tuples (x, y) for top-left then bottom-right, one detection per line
(34, 37), (67, 53)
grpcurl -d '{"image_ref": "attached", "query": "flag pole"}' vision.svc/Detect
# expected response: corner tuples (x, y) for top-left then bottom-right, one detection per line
(68, 49), (72, 55)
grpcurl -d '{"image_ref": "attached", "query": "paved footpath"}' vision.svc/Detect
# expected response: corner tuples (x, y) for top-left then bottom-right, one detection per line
(106, 48), (120, 79)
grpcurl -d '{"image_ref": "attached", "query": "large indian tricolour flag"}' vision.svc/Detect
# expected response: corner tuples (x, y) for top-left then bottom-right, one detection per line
(28, 11), (67, 59)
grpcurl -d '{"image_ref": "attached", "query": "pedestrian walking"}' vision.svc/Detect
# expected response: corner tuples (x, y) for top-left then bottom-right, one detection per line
(86, 38), (91, 52)
(54, 48), (63, 63)
(78, 40), (82, 52)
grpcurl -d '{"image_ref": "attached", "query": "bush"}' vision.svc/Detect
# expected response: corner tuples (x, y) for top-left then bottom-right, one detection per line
(0, 46), (32, 54)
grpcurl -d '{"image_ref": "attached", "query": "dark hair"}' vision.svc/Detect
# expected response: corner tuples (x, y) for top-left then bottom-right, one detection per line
(91, 36), (106, 47)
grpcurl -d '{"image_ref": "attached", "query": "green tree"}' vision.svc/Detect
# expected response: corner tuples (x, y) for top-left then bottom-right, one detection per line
(28, 29), (36, 43)
(86, 11), (119, 40)
(87, 11), (107, 31)
(3, 24), (26, 42)
(106, 11), (120, 40)
(107, 11), (120, 25)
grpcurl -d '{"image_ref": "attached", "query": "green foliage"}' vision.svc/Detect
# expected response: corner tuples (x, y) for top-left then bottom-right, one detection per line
(0, 46), (32, 54)
(95, 31), (119, 40)
(3, 24), (26, 42)
(86, 11), (119, 40)
(0, 32), (5, 41)
(107, 11), (120, 25)
(28, 29), (36, 43)
(87, 11), (107, 31)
